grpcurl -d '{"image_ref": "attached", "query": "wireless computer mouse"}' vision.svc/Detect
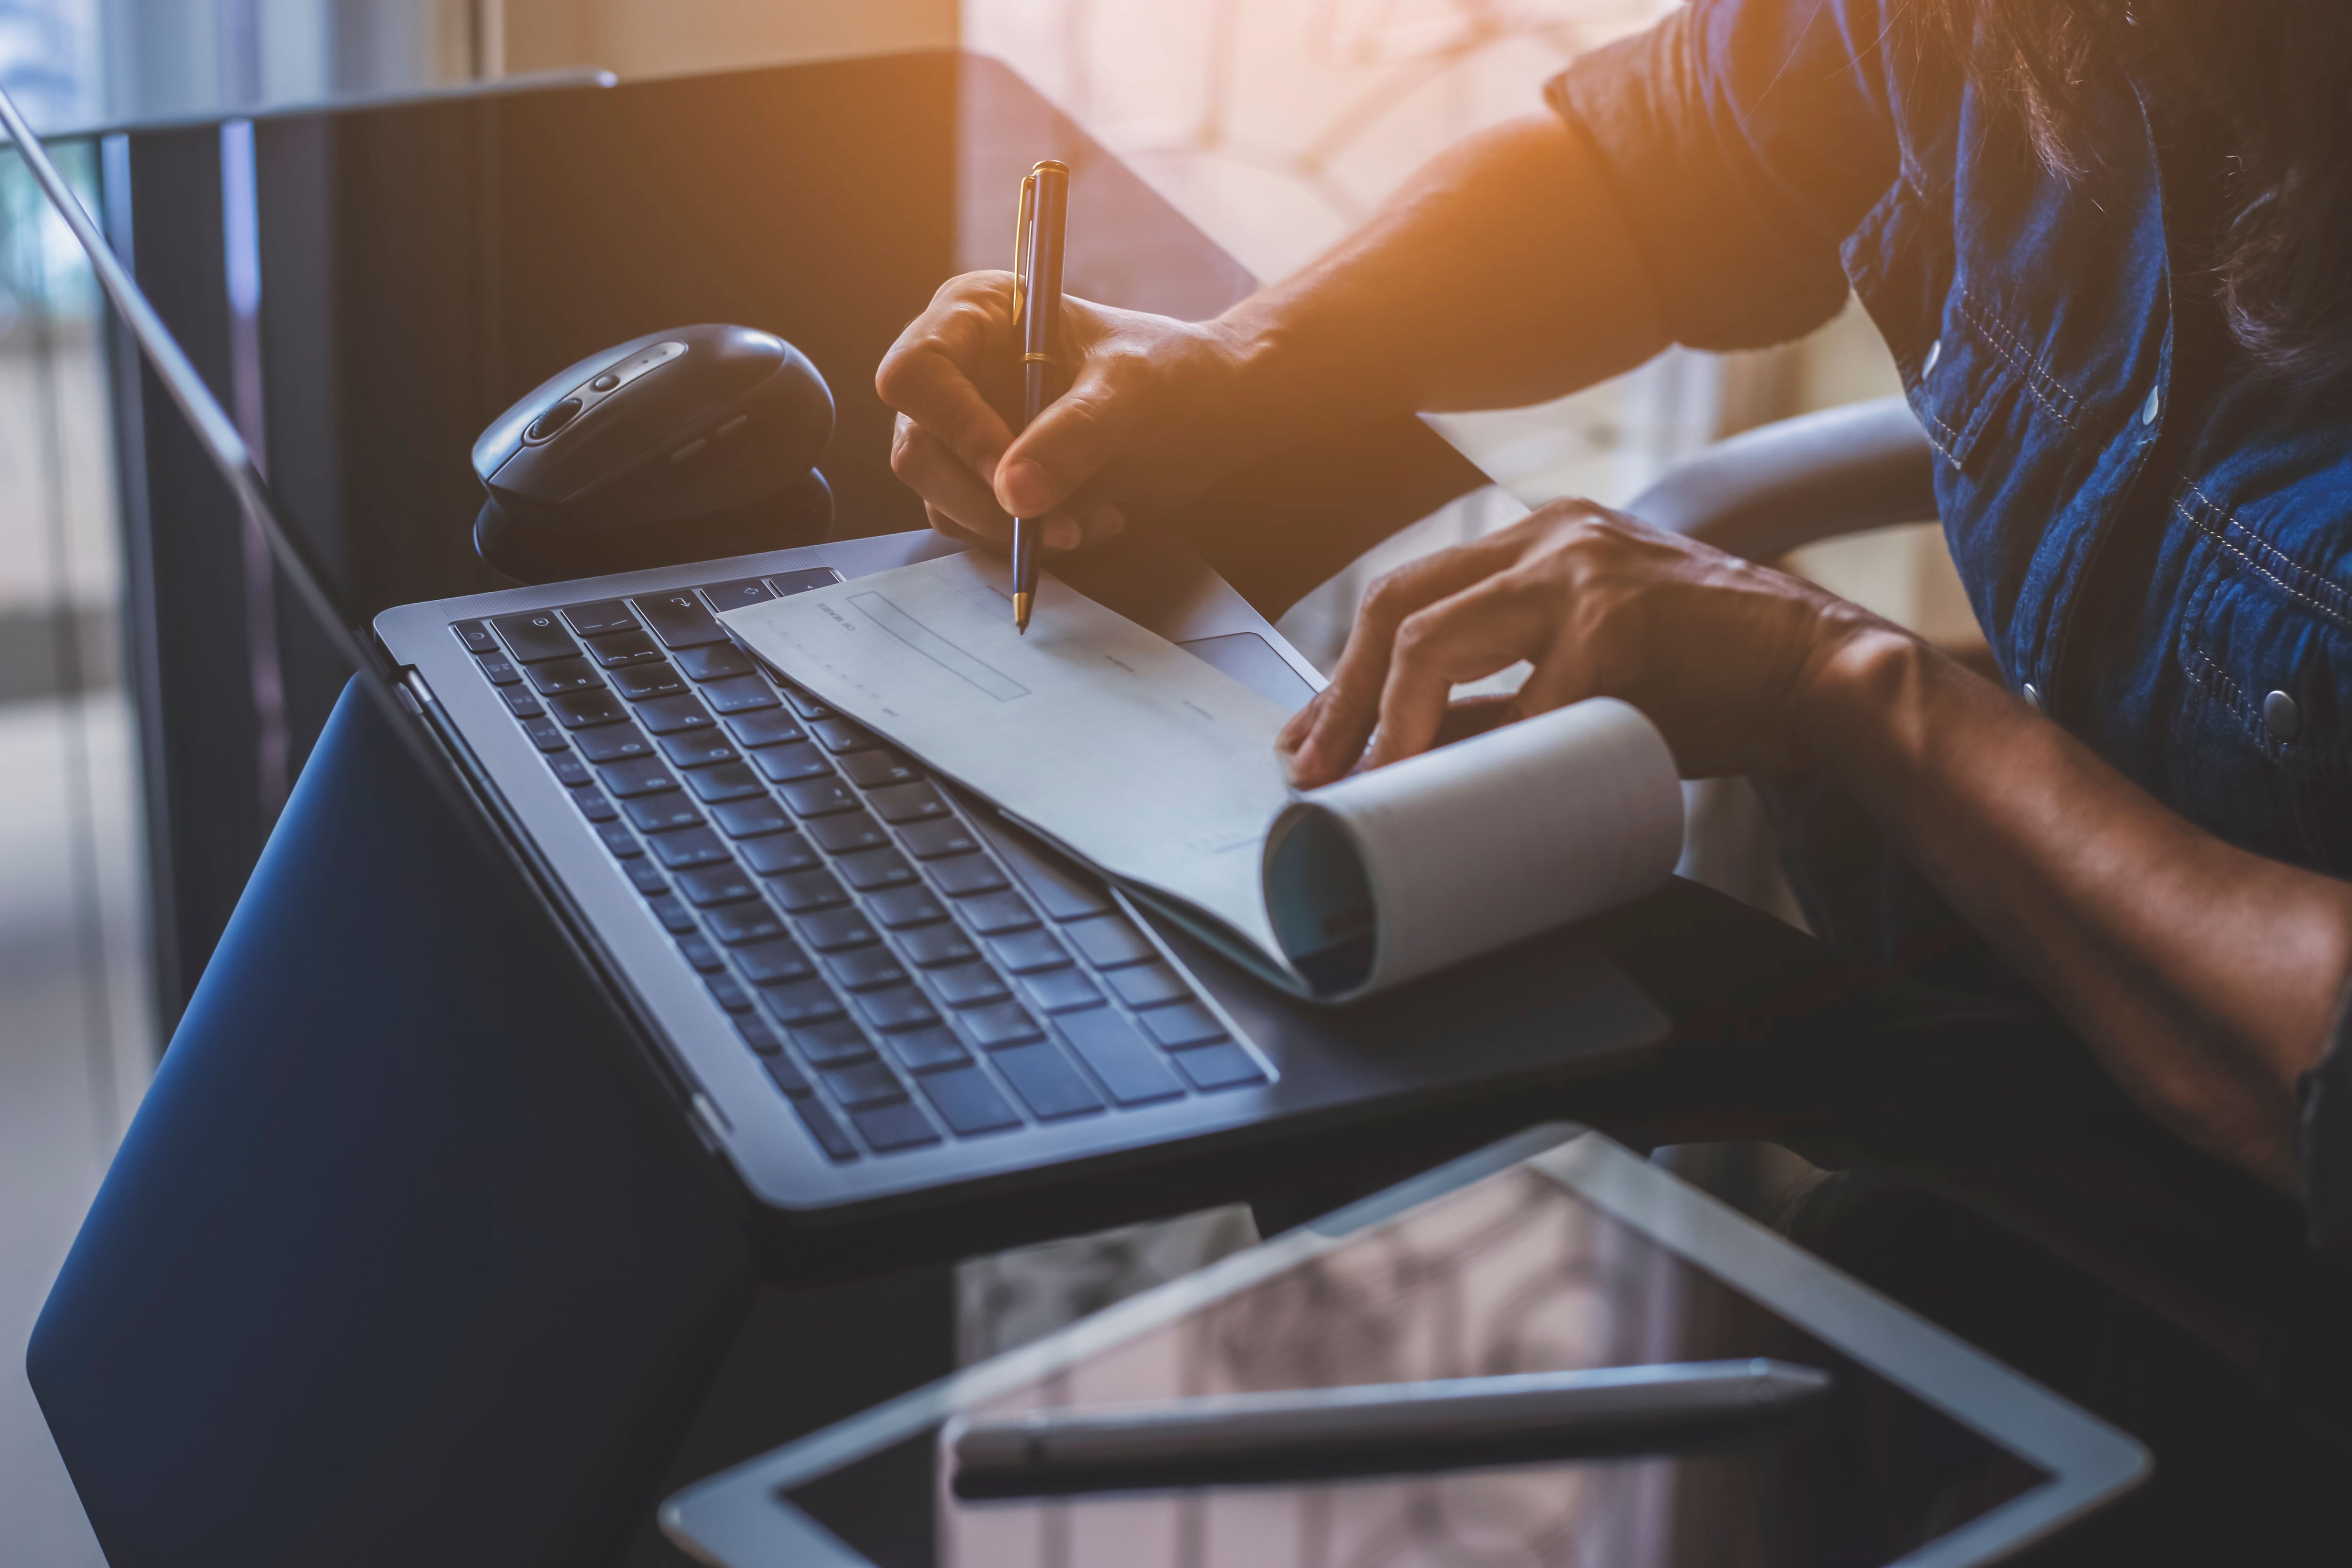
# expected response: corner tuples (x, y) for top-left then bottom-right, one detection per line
(471, 323), (835, 582)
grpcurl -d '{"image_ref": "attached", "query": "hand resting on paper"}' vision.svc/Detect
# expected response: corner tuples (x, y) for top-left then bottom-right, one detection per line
(1276, 500), (1894, 787)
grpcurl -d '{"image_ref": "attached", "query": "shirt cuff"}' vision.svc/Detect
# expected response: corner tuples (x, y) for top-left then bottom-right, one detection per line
(1544, 17), (1848, 352)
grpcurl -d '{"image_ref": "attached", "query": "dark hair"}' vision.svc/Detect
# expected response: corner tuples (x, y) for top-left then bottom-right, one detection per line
(1928, 0), (2352, 388)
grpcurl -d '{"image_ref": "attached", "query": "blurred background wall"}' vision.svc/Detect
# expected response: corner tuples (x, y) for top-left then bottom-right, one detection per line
(0, 3), (1963, 1557)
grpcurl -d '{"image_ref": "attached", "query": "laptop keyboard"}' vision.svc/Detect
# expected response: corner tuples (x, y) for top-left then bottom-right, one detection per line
(452, 571), (1266, 1163)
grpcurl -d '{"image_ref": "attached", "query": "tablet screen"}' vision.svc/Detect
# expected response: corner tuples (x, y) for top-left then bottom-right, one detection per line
(779, 1164), (2044, 1568)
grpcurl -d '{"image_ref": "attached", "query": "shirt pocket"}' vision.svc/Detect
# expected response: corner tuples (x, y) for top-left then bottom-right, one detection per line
(2171, 487), (2352, 875)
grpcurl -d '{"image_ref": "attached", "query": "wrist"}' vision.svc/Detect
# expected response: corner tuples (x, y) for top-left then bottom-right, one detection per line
(1214, 288), (1414, 438)
(1790, 616), (1931, 780)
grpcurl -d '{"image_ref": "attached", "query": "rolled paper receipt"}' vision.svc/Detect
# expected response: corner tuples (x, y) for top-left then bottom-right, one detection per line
(1263, 698), (1685, 1000)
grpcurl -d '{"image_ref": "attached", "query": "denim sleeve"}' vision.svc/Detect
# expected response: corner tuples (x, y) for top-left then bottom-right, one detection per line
(1545, 0), (1906, 351)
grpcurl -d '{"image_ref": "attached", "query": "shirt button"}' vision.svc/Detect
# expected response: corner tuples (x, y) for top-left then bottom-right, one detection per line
(1922, 339), (1942, 379)
(2021, 682), (2044, 713)
(2141, 385), (2161, 426)
(2265, 689), (2300, 742)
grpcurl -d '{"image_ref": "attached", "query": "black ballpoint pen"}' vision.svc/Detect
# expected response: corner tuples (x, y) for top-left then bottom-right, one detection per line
(1010, 159), (1069, 634)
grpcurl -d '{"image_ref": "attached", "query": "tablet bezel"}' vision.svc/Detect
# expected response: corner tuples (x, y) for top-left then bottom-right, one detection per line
(661, 1123), (2149, 1567)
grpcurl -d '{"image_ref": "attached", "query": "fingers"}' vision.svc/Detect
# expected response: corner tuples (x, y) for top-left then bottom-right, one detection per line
(1279, 532), (1533, 786)
(893, 417), (1013, 543)
(1362, 578), (1558, 771)
(992, 357), (1136, 520)
(875, 274), (1021, 482)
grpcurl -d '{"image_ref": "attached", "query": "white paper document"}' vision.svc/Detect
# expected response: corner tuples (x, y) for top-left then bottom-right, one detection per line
(721, 552), (1684, 1002)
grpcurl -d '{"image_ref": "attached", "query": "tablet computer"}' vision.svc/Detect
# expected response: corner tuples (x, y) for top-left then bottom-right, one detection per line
(662, 1124), (2146, 1567)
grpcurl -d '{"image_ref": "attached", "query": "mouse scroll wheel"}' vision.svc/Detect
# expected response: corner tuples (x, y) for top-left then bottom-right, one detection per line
(527, 397), (584, 441)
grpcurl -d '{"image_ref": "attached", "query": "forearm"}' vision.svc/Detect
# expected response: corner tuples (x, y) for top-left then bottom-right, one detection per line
(1799, 629), (2352, 1188)
(1221, 114), (1668, 426)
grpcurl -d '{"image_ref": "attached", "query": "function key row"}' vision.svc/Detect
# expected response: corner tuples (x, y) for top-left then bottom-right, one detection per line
(452, 566), (842, 668)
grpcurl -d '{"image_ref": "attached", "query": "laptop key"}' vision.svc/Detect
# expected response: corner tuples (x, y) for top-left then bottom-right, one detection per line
(919, 1066), (1023, 1135)
(676, 931), (725, 973)
(593, 820), (641, 858)
(623, 796), (704, 834)
(779, 777), (858, 818)
(808, 716), (878, 753)
(1063, 915), (1156, 970)
(635, 590), (728, 648)
(758, 977), (843, 1026)
(561, 598), (637, 637)
(706, 899), (788, 946)
(501, 686), (545, 719)
(749, 741), (832, 786)
(990, 930), (1071, 974)
(930, 854), (1009, 898)
(676, 641), (755, 681)
(491, 610), (577, 662)
(646, 893), (698, 935)
(931, 962), (1009, 1008)
(712, 796), (792, 839)
(576, 723), (655, 764)
(685, 761), (765, 804)
(900, 817), (981, 860)
(1106, 963), (1190, 1010)
(820, 1060), (905, 1109)
(659, 731), (738, 769)
(1142, 1003), (1228, 1051)
(549, 689), (628, 728)
(699, 675), (780, 715)
(770, 867), (849, 913)
(1171, 1042), (1266, 1090)
(733, 938), (814, 986)
(791, 1097), (858, 1161)
(740, 832), (822, 876)
(726, 707), (804, 748)
(900, 923), (979, 967)
(991, 1042), (1104, 1120)
(476, 653), (522, 685)
(867, 780), (949, 823)
(1023, 969), (1103, 1014)
(1056, 1010), (1186, 1106)
(735, 1012), (785, 1057)
(573, 789), (619, 824)
(827, 947), (910, 992)
(958, 892), (1038, 937)
(634, 693), (717, 735)
(792, 1018), (874, 1066)
(699, 576), (777, 611)
(993, 833), (1114, 920)
(584, 629), (665, 667)
(527, 656), (604, 696)
(870, 886), (950, 930)
(677, 863), (760, 907)
(771, 567), (842, 596)
(759, 1047), (807, 1093)
(808, 812), (888, 854)
(704, 972), (755, 1013)
(597, 756), (677, 797)
(837, 847), (917, 892)
(841, 748), (922, 788)
(857, 986), (940, 1032)
(623, 858), (668, 896)
(885, 1026), (970, 1074)
(798, 908), (879, 953)
(548, 751), (592, 788)
(610, 662), (688, 700)
(453, 619), (500, 654)
(850, 1100), (941, 1153)
(960, 1002), (1042, 1050)
(781, 685), (832, 720)
(521, 716), (569, 752)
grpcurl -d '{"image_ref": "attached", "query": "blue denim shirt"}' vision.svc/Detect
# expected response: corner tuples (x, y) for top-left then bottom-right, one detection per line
(1549, 0), (2352, 881)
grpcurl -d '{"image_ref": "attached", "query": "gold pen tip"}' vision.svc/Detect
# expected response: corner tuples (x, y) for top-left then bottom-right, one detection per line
(1013, 591), (1033, 635)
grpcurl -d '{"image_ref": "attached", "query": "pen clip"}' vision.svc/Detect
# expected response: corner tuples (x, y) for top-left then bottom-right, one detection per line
(1012, 171), (1037, 338)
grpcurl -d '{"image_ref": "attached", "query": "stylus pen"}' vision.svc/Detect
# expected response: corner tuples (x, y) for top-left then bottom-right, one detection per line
(1009, 159), (1069, 635)
(949, 1360), (1833, 1497)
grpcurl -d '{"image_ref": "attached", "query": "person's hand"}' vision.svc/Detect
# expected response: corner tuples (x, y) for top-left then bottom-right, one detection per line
(1276, 500), (1895, 785)
(876, 272), (1274, 553)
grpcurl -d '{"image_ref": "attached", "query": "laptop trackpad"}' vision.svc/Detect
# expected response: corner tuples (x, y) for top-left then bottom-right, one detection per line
(1179, 632), (1317, 714)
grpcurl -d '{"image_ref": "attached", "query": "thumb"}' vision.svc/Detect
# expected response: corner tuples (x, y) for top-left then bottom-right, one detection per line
(993, 365), (1133, 518)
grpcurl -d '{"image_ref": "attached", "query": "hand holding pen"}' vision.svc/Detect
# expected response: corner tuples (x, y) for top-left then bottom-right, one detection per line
(1010, 159), (1070, 634)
